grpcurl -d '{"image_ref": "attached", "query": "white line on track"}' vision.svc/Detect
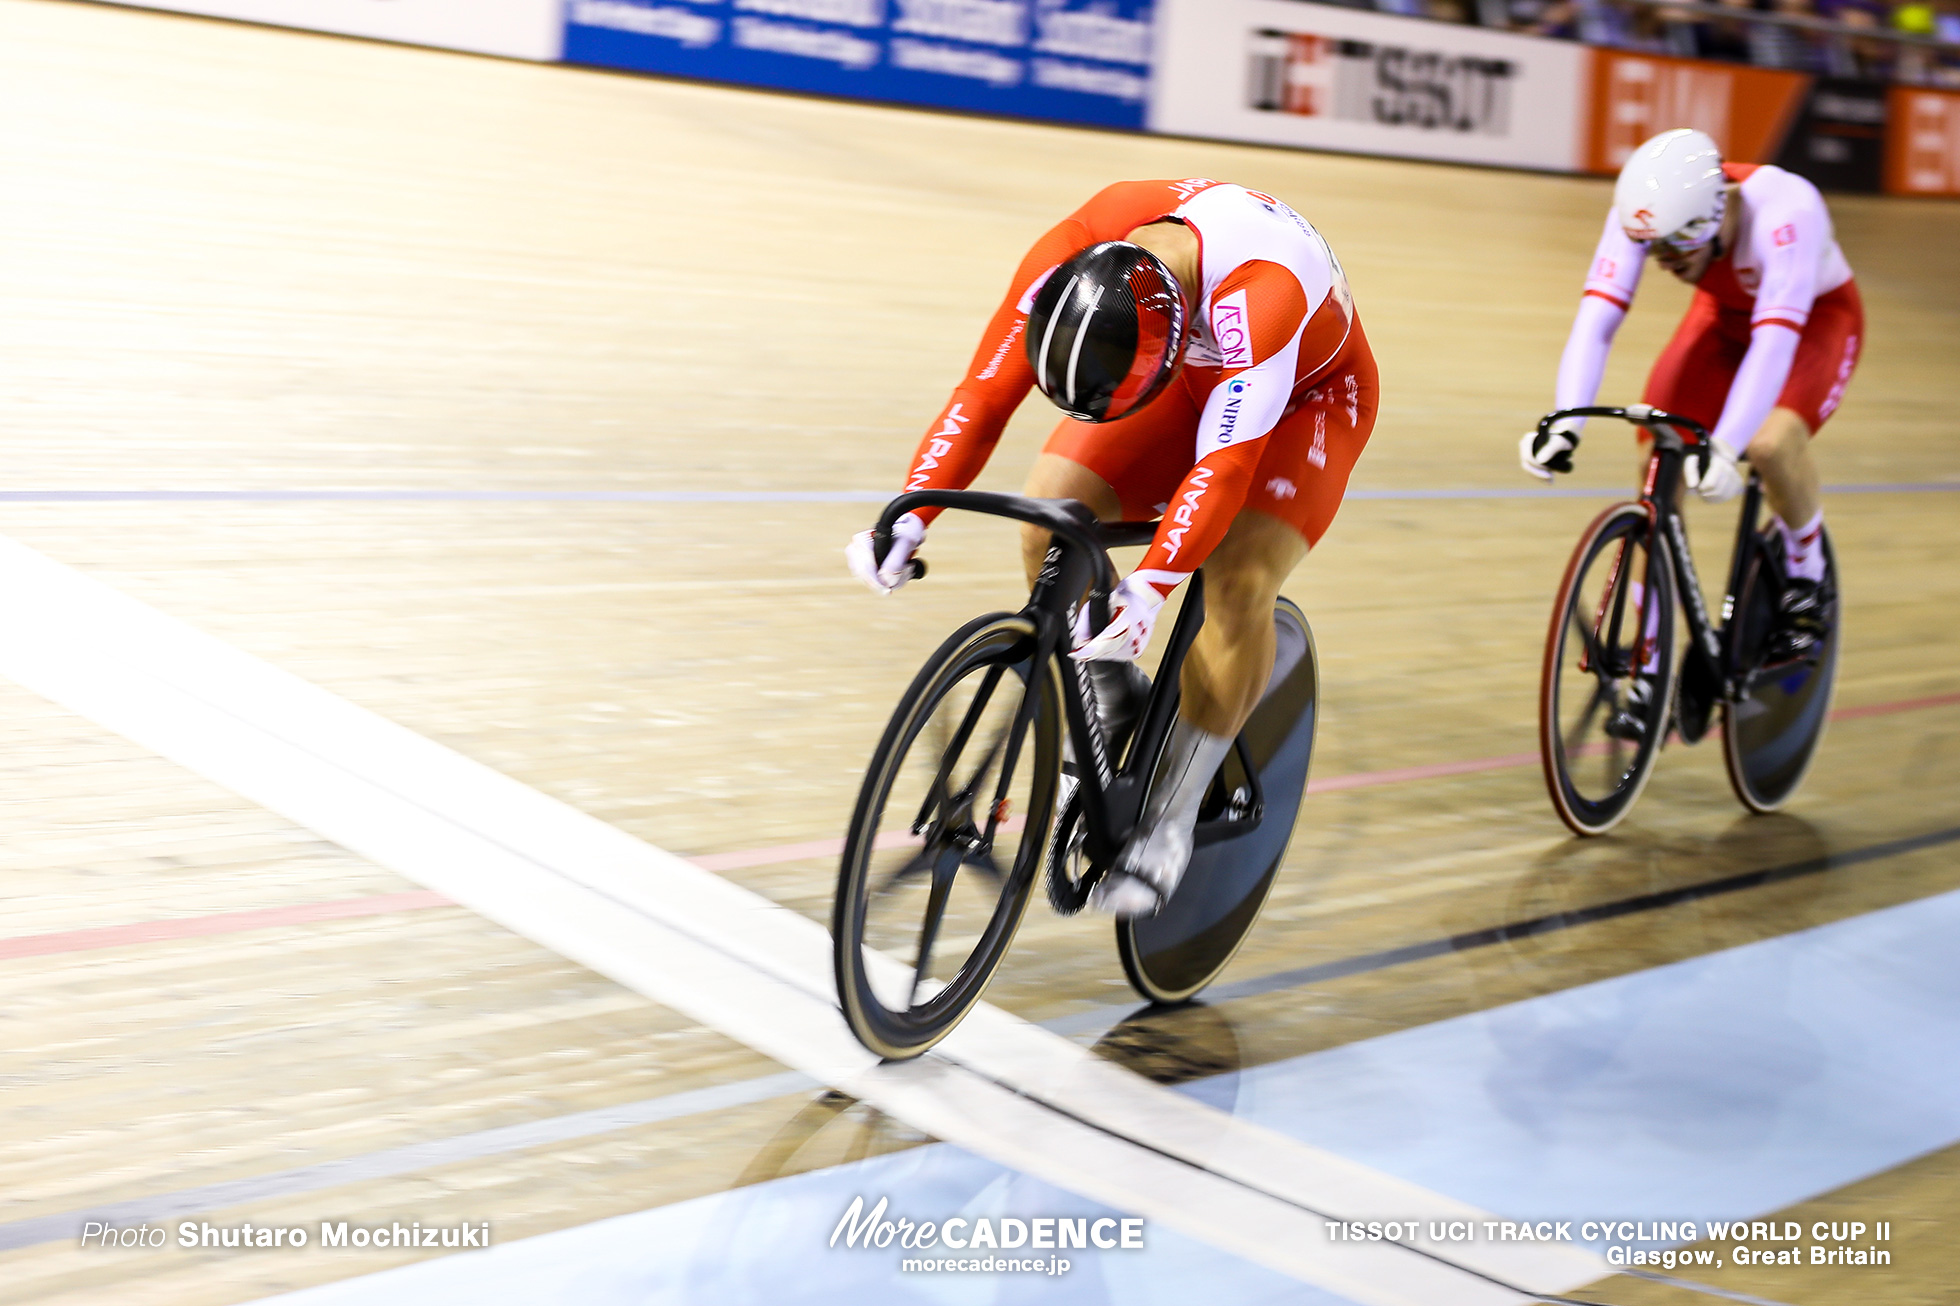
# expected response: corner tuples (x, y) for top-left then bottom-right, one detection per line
(0, 536), (1607, 1305)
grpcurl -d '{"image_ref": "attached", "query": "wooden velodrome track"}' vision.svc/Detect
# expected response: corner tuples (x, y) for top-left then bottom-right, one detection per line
(2, 1), (1957, 1302)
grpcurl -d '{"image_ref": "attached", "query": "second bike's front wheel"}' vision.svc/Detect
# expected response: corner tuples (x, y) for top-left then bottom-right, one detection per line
(833, 613), (1062, 1060)
(1540, 503), (1679, 836)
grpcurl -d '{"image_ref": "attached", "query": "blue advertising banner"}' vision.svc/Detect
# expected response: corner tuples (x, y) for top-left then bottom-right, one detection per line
(562, 0), (1155, 130)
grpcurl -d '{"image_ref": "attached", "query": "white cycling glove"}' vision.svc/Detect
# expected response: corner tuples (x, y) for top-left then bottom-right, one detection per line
(1686, 439), (1745, 504)
(1070, 574), (1166, 664)
(1519, 418), (1582, 481)
(845, 511), (926, 595)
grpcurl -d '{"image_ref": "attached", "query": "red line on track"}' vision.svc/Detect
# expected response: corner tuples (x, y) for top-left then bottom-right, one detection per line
(1304, 751), (1543, 793)
(700, 687), (1960, 868)
(11, 688), (1956, 962)
(1829, 689), (1960, 721)
(0, 890), (452, 961)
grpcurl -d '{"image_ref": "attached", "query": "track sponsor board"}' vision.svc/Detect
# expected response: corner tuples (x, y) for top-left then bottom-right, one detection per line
(109, 0), (562, 58)
(1148, 0), (1586, 171)
(1884, 85), (1960, 194)
(1584, 49), (1809, 173)
(562, 0), (1154, 129)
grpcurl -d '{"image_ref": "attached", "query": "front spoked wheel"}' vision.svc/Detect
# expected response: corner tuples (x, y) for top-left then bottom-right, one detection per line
(1540, 503), (1679, 836)
(833, 613), (1062, 1060)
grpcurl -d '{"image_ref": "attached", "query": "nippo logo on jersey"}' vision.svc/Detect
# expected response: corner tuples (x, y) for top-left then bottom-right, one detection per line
(1247, 27), (1517, 136)
(1211, 290), (1252, 368)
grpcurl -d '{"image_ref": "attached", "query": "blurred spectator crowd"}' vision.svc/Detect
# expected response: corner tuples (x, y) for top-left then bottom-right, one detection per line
(1354, 0), (1960, 83)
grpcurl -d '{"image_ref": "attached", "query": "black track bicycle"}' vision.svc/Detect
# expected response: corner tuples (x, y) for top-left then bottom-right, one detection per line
(832, 490), (1320, 1060)
(1537, 404), (1840, 836)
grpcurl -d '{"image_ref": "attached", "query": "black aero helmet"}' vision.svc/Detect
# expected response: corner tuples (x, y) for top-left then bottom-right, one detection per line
(1025, 240), (1188, 423)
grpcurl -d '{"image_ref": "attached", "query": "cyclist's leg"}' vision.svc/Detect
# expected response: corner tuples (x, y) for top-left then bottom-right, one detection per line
(1019, 454), (1122, 585)
(1104, 327), (1377, 914)
(1750, 282), (1861, 554)
(1181, 323), (1377, 735)
(1750, 283), (1862, 657)
(1179, 510), (1306, 734)
(1743, 407), (1820, 528)
(1625, 294), (1747, 697)
(1024, 385), (1198, 756)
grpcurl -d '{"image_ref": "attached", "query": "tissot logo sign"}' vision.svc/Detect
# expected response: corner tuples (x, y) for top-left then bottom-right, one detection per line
(1248, 28), (1515, 137)
(1149, 0), (1584, 170)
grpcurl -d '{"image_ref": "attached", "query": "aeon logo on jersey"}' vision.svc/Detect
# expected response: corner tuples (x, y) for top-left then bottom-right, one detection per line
(1773, 223), (1798, 247)
(906, 404), (969, 491)
(1211, 291), (1252, 369)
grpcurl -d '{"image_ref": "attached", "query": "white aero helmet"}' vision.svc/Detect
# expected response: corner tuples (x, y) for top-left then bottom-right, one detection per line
(1614, 128), (1727, 249)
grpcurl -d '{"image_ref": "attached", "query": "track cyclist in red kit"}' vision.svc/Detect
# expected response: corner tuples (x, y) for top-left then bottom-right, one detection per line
(845, 179), (1378, 917)
(1522, 128), (1861, 717)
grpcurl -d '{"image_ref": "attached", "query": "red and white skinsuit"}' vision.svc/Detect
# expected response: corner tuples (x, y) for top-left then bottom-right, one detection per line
(901, 179), (1379, 613)
(1558, 162), (1862, 461)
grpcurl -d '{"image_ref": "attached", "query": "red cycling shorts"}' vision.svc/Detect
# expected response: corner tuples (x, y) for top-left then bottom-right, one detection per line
(1041, 316), (1379, 549)
(1641, 279), (1863, 438)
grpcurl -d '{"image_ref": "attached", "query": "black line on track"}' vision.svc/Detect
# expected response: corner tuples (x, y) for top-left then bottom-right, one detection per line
(1201, 822), (1960, 1007)
(964, 1068), (1621, 1305)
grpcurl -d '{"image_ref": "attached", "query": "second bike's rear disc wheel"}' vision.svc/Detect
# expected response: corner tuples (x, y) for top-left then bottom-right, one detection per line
(1722, 527), (1840, 812)
(1115, 598), (1318, 1005)
(1540, 503), (1679, 836)
(833, 613), (1061, 1060)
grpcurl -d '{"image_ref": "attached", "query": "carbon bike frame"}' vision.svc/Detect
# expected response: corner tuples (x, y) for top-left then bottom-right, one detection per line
(1540, 405), (1766, 709)
(873, 489), (1262, 872)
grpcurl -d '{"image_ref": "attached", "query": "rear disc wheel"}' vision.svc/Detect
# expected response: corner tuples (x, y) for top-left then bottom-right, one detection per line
(1722, 527), (1840, 812)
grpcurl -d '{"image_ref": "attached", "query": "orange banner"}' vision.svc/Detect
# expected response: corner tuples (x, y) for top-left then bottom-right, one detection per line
(1586, 50), (1810, 175)
(1885, 86), (1960, 194)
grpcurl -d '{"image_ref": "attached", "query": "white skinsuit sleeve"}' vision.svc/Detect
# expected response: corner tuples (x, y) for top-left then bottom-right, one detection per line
(1553, 211), (1645, 431)
(1709, 324), (1800, 459)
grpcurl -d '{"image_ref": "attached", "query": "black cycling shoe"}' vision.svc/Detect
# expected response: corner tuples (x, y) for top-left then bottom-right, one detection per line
(1764, 575), (1833, 666)
(1603, 671), (1660, 743)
